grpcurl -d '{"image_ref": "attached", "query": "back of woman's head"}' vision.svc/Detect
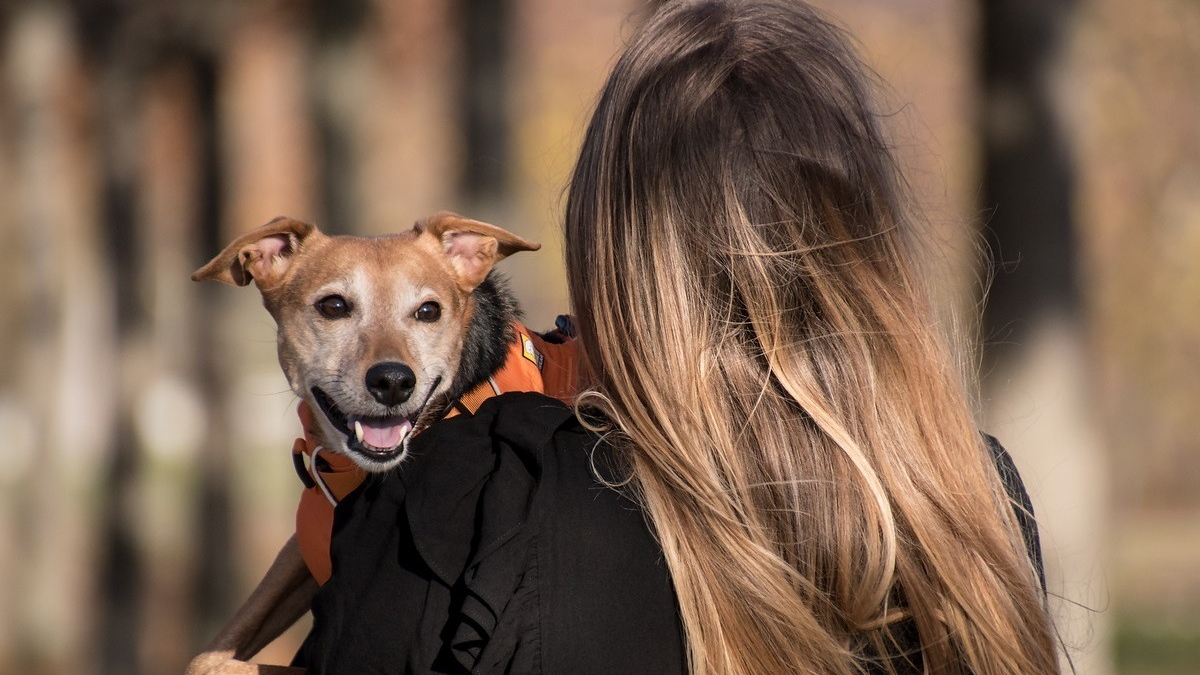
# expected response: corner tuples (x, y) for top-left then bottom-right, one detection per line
(565, 1), (1060, 674)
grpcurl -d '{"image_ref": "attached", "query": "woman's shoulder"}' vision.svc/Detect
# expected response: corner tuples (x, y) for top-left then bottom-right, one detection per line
(419, 391), (687, 674)
(422, 391), (626, 507)
(403, 390), (665, 584)
(982, 433), (1047, 590)
(531, 406), (689, 674)
(433, 391), (661, 565)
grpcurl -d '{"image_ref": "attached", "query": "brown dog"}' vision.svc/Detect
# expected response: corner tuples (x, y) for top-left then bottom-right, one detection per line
(186, 212), (539, 674)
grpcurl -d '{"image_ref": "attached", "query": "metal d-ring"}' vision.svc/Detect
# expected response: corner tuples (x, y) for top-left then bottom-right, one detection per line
(308, 445), (340, 507)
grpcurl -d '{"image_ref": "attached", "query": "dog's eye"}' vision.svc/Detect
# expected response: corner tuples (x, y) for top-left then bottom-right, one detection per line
(414, 301), (441, 322)
(315, 295), (352, 319)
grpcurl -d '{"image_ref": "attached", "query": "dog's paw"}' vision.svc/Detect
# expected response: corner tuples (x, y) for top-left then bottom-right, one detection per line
(184, 652), (242, 675)
(185, 651), (305, 675)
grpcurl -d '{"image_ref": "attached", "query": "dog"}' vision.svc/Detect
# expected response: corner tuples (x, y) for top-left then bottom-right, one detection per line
(185, 212), (540, 675)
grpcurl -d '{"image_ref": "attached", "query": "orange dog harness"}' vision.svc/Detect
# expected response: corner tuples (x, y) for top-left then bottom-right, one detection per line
(293, 320), (579, 584)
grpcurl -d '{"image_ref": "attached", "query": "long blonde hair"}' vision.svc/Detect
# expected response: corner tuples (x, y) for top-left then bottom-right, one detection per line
(563, 1), (1060, 674)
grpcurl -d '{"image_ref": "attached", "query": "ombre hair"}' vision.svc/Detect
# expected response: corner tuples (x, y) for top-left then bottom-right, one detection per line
(564, 1), (1060, 674)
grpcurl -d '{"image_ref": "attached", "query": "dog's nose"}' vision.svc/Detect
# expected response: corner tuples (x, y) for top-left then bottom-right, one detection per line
(365, 362), (417, 406)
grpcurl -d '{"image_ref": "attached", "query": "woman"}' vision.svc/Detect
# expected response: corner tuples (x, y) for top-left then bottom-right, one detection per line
(299, 1), (1061, 673)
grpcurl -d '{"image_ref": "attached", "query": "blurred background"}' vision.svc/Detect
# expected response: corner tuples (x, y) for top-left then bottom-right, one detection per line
(0, 0), (1196, 673)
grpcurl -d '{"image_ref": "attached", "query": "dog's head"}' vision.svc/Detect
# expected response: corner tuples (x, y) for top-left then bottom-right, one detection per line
(192, 212), (539, 471)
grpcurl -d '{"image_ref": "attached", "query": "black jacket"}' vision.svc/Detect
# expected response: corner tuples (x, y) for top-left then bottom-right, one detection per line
(295, 392), (1043, 675)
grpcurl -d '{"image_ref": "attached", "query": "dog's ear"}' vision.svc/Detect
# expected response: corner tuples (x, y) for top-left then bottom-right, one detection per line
(416, 212), (540, 290)
(192, 217), (319, 288)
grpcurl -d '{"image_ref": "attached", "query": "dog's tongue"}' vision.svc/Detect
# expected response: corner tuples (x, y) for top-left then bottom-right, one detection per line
(356, 417), (412, 449)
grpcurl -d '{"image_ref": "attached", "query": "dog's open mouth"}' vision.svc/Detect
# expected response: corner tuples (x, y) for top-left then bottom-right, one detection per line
(311, 386), (417, 460)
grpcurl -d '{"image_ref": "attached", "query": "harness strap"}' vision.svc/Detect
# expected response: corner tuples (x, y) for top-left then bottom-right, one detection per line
(292, 408), (364, 505)
(446, 375), (504, 420)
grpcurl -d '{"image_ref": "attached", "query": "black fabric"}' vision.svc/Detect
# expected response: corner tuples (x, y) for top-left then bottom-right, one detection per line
(294, 392), (685, 675)
(295, 392), (1045, 675)
(986, 433), (1047, 592)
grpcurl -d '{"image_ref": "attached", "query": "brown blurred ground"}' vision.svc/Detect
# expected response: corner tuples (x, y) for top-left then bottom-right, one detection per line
(0, 1), (1196, 674)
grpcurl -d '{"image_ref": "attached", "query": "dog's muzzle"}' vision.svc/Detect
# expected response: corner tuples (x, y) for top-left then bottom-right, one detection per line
(309, 376), (441, 466)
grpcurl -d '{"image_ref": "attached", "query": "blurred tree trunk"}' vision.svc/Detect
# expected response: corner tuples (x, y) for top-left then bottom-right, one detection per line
(979, 0), (1079, 364)
(458, 0), (511, 213)
(978, 2), (1109, 674)
(191, 52), (241, 652)
(86, 9), (147, 675)
(310, 0), (369, 234)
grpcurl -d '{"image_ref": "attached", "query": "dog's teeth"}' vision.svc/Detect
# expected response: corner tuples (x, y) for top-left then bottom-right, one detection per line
(354, 419), (364, 443)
